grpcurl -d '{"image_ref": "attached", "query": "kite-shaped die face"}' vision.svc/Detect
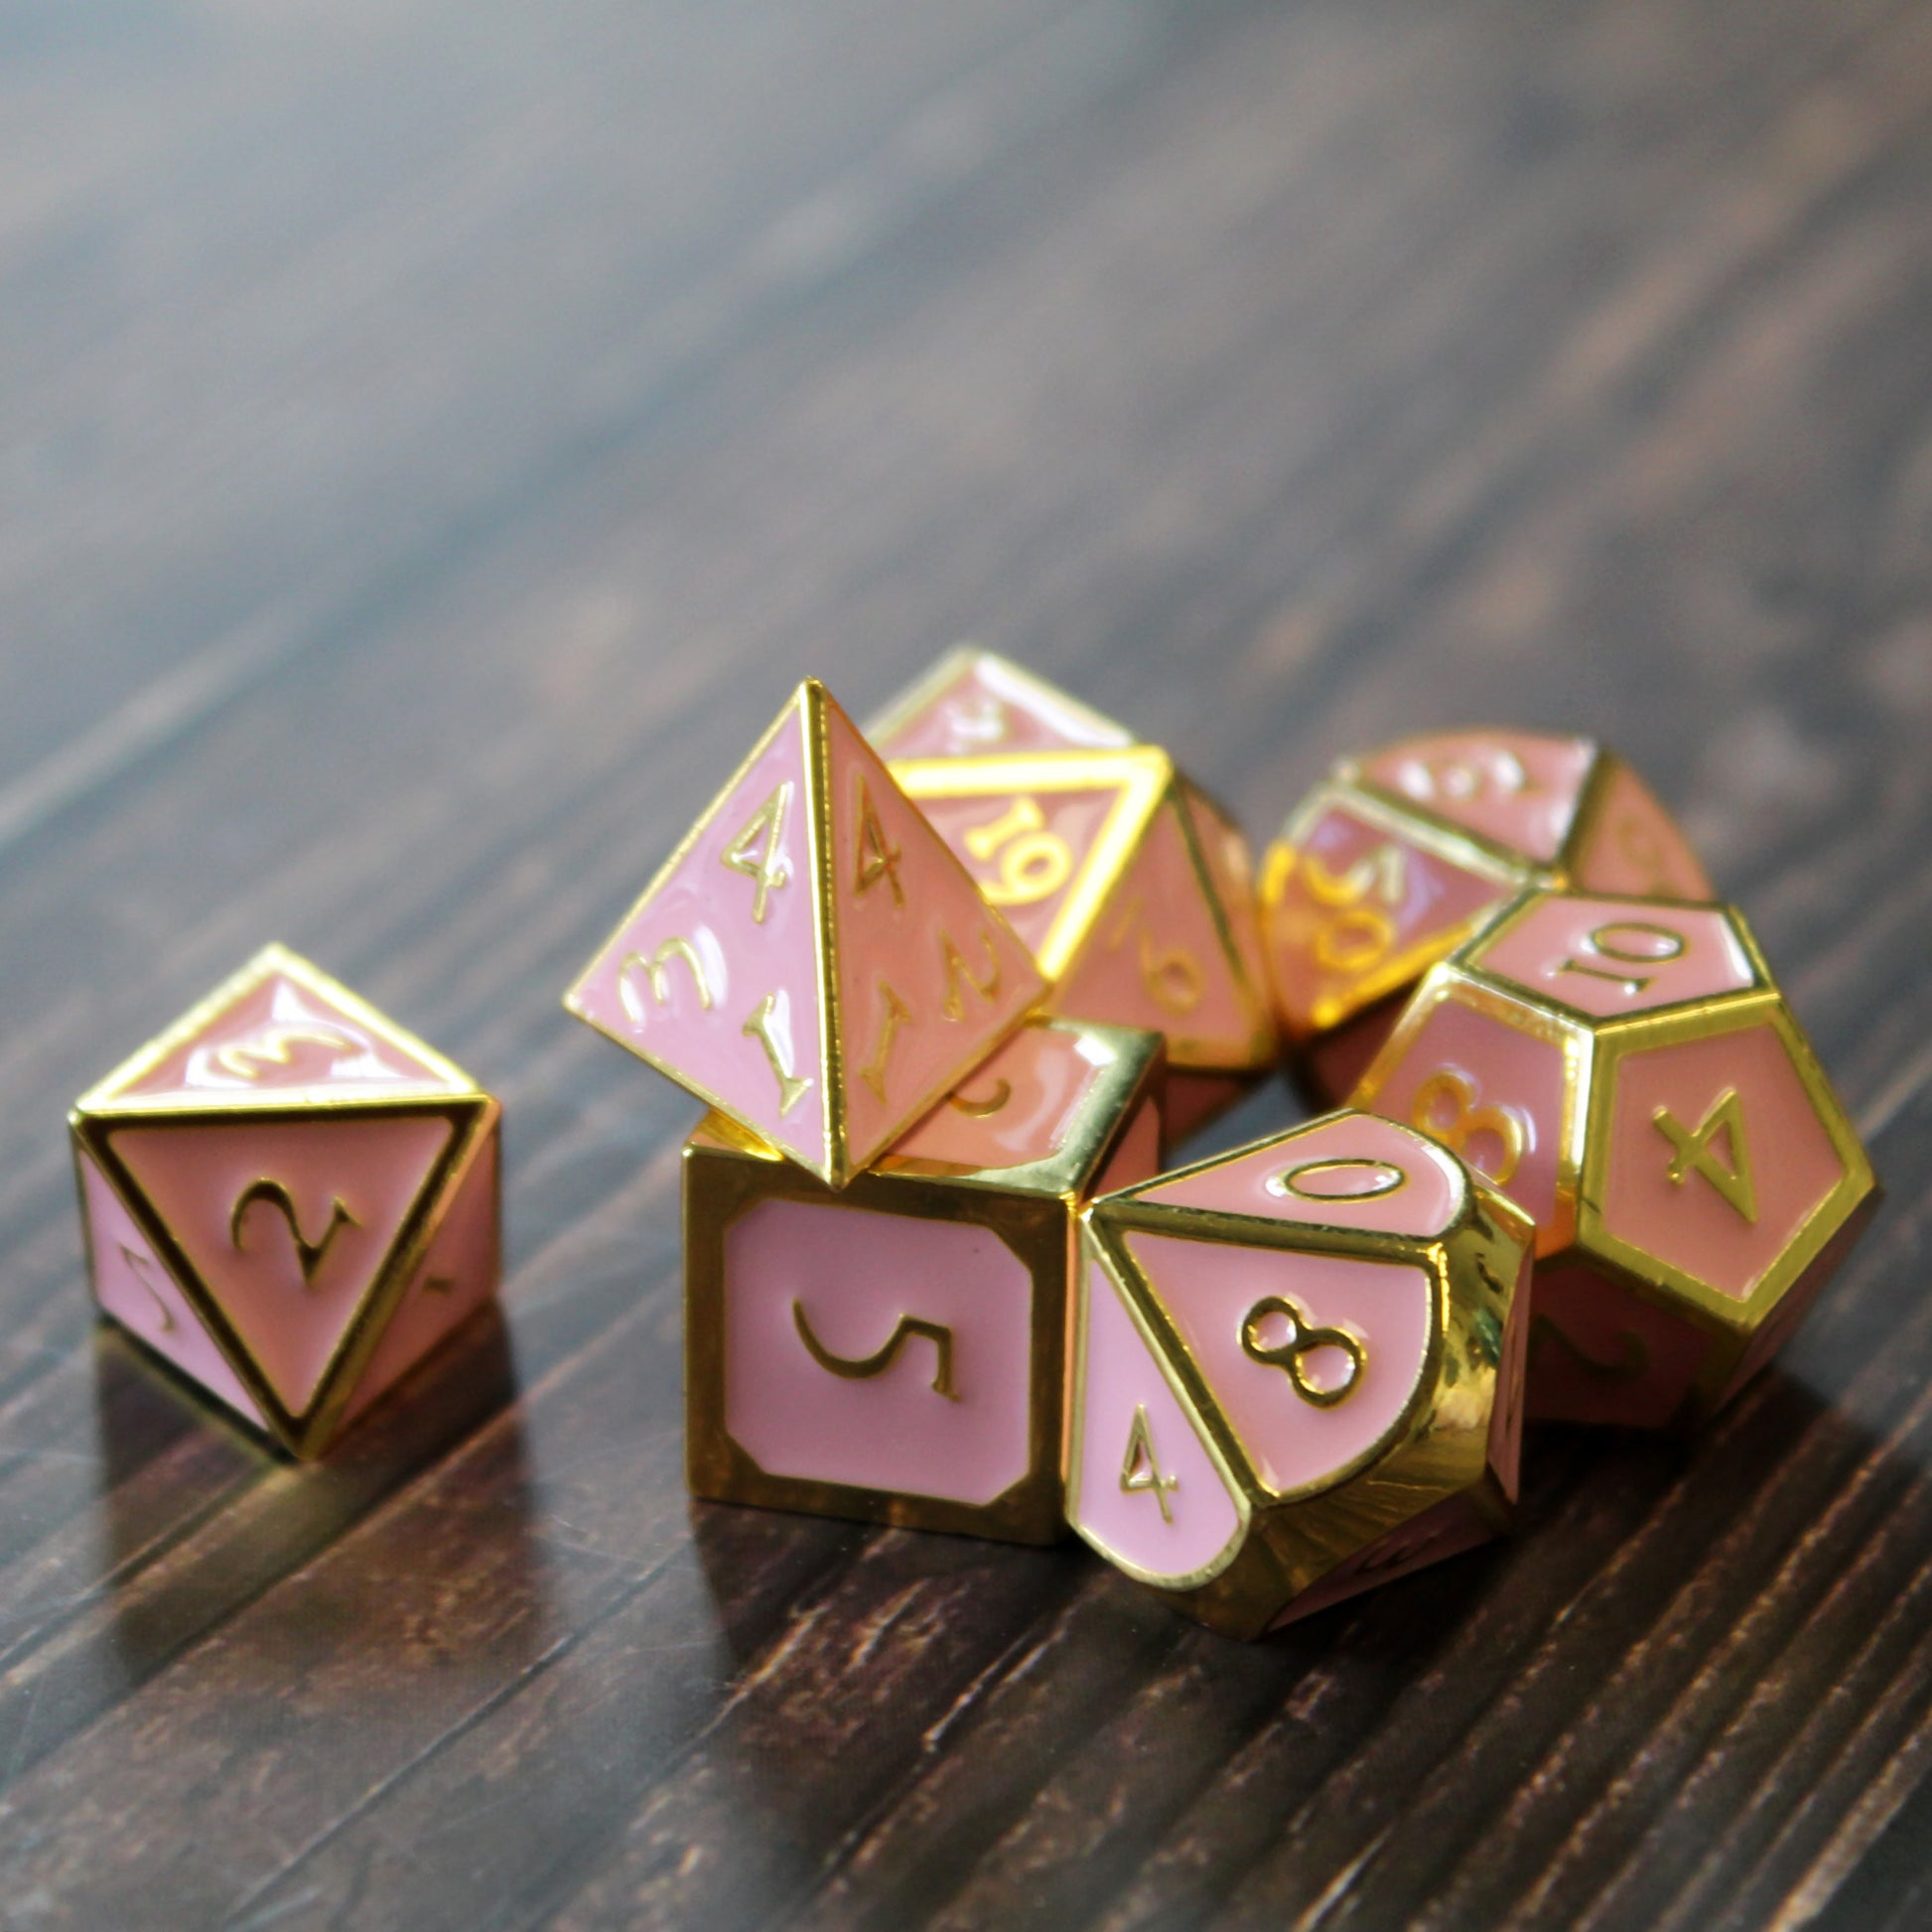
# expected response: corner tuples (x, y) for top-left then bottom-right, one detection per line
(891, 746), (1276, 1131)
(867, 647), (1135, 760)
(1070, 1110), (1532, 1639)
(565, 680), (1044, 1187)
(683, 1020), (1164, 1544)
(1260, 731), (1712, 1102)
(70, 946), (500, 1458)
(1352, 890), (1877, 1429)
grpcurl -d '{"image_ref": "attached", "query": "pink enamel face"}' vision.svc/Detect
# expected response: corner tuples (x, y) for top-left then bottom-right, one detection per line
(1569, 763), (1713, 900)
(80, 1152), (265, 1427)
(1265, 803), (1514, 1036)
(887, 1023), (1106, 1173)
(567, 701), (828, 1168)
(118, 969), (455, 1102)
(1357, 731), (1595, 864)
(1473, 895), (1754, 1022)
(1598, 1020), (1847, 1305)
(1094, 1098), (1163, 1197)
(723, 1199), (1035, 1505)
(871, 656), (1132, 759)
(1069, 1251), (1246, 1586)
(1124, 1233), (1435, 1498)
(103, 1113), (456, 1419)
(1526, 1260), (1713, 1428)
(1141, 1112), (1465, 1241)
(1363, 995), (1569, 1246)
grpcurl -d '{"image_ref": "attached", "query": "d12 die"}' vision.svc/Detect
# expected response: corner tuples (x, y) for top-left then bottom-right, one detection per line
(868, 646), (1134, 760)
(1261, 730), (1712, 1102)
(566, 679), (1044, 1188)
(1352, 890), (1877, 1428)
(1070, 1111), (1532, 1637)
(892, 746), (1277, 1141)
(70, 944), (500, 1458)
(685, 1018), (1164, 1543)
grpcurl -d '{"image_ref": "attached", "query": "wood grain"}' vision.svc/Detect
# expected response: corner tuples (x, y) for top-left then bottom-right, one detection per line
(1, 0), (1929, 1924)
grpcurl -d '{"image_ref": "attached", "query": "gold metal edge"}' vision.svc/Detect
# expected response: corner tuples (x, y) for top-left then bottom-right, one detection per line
(1162, 776), (1278, 1070)
(865, 646), (1134, 753)
(802, 679), (844, 1183)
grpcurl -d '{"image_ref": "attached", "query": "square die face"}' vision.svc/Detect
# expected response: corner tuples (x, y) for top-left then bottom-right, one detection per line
(722, 1198), (1038, 1508)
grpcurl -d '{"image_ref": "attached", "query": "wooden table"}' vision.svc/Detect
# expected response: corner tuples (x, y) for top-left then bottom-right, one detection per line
(4, 2), (1930, 1925)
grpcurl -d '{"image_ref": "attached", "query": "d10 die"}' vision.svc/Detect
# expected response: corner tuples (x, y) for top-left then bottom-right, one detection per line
(1070, 1111), (1532, 1637)
(685, 1018), (1164, 1543)
(1352, 890), (1877, 1428)
(868, 646), (1134, 759)
(70, 944), (500, 1458)
(892, 746), (1277, 1141)
(566, 679), (1044, 1188)
(1261, 730), (1711, 1102)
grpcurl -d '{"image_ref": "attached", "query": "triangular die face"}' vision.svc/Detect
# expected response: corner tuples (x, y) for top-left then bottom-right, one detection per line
(1356, 730), (1594, 864)
(1053, 793), (1263, 1067)
(822, 697), (1043, 1171)
(565, 689), (830, 1173)
(869, 648), (1134, 759)
(100, 949), (464, 1109)
(101, 1110), (458, 1422)
(1182, 784), (1273, 1043)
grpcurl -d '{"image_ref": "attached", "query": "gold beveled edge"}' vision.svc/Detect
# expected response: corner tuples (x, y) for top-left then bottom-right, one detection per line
(679, 1128), (1072, 1543)
(72, 1091), (494, 1458)
(864, 646), (1134, 754)
(1063, 1227), (1251, 1590)
(1575, 993), (1878, 1336)
(74, 942), (482, 1116)
(801, 680), (842, 1183)
(889, 746), (1173, 983)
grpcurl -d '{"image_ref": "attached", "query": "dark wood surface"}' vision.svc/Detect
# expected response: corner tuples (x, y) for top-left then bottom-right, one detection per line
(4, 1), (1931, 1925)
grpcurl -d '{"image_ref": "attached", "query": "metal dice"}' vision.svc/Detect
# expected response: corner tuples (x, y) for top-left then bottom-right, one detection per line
(566, 679), (1043, 1186)
(1352, 890), (1876, 1427)
(878, 654), (1276, 1141)
(685, 1019), (1164, 1541)
(1262, 730), (1711, 1102)
(70, 944), (500, 1457)
(1070, 1111), (1532, 1637)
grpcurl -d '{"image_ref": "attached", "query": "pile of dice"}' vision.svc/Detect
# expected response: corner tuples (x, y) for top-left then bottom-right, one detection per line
(69, 651), (1877, 1640)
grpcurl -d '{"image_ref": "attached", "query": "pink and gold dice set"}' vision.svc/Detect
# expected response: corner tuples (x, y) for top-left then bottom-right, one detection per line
(69, 652), (1877, 1638)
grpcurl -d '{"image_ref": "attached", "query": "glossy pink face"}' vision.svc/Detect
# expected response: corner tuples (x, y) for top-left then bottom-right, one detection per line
(1472, 895), (1755, 1021)
(1141, 1111), (1466, 1242)
(1068, 1250), (1246, 1587)
(1358, 730), (1595, 864)
(1124, 1233), (1435, 1498)
(1599, 1020), (1847, 1305)
(1265, 803), (1515, 1036)
(723, 1200), (1035, 1506)
(1569, 762), (1713, 900)
(1525, 1260), (1714, 1428)
(887, 1023), (1106, 1173)
(870, 655), (1133, 759)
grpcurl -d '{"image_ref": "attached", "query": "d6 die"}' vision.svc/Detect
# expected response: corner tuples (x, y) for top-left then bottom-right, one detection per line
(71, 944), (500, 1457)
(1070, 1111), (1532, 1637)
(1261, 730), (1711, 1101)
(1352, 890), (1877, 1427)
(684, 1018), (1164, 1542)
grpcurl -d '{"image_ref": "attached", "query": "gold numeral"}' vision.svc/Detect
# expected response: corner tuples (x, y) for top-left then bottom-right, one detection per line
(1395, 744), (1531, 805)
(1239, 1295), (1366, 1407)
(947, 693), (1009, 749)
(213, 1023), (361, 1081)
(1119, 1404), (1178, 1522)
(939, 928), (1003, 1021)
(1411, 1067), (1528, 1188)
(1268, 1156), (1407, 1202)
(228, 1179), (355, 1288)
(792, 1300), (958, 1400)
(721, 781), (793, 923)
(618, 936), (713, 1023)
(1554, 919), (1686, 998)
(742, 993), (812, 1116)
(963, 796), (1074, 906)
(858, 981), (912, 1104)
(1528, 1313), (1649, 1382)
(1106, 895), (1204, 1016)
(118, 1244), (176, 1332)
(853, 778), (904, 907)
(1654, 1086), (1757, 1222)
(1301, 843), (1408, 976)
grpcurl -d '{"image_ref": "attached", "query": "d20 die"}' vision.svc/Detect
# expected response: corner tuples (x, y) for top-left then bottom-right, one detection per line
(868, 646), (1134, 759)
(893, 746), (1276, 1140)
(1070, 1111), (1532, 1638)
(1261, 730), (1712, 1102)
(70, 944), (500, 1458)
(1352, 890), (1877, 1428)
(685, 1018), (1164, 1543)
(566, 679), (1044, 1188)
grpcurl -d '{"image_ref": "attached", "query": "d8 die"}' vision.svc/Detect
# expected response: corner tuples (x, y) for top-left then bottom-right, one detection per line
(869, 646), (1135, 759)
(1352, 890), (1877, 1428)
(1261, 730), (1711, 1102)
(71, 944), (500, 1457)
(1070, 1111), (1532, 1637)
(684, 1018), (1164, 1542)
